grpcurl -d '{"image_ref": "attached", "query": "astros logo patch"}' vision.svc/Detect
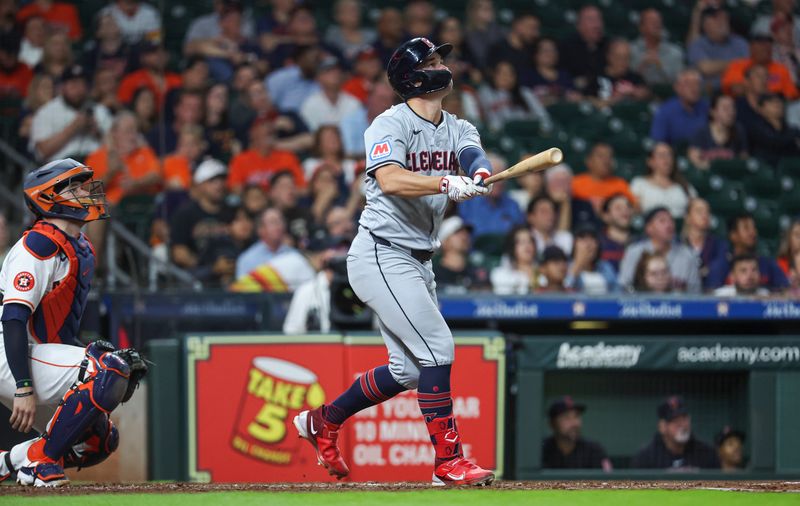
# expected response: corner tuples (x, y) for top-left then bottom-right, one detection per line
(370, 140), (392, 161)
(14, 272), (35, 292)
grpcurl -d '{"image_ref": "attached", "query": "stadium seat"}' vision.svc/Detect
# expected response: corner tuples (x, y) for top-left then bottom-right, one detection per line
(742, 166), (778, 199)
(706, 179), (745, 216)
(504, 119), (541, 139)
(778, 181), (800, 216)
(472, 233), (507, 258)
(709, 158), (764, 181)
(751, 200), (781, 239)
(116, 194), (157, 243)
(684, 168), (711, 195)
(777, 157), (800, 178)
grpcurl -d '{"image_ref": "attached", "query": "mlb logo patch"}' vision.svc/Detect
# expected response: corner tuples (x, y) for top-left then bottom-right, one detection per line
(369, 140), (392, 161)
(13, 272), (35, 292)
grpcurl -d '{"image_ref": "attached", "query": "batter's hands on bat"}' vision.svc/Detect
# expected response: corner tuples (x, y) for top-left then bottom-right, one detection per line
(440, 175), (489, 202)
(472, 167), (493, 191)
(10, 386), (36, 433)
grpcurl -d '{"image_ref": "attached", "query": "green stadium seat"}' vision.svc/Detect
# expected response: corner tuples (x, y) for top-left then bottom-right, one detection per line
(685, 168), (712, 195)
(777, 157), (800, 177)
(778, 184), (800, 216)
(742, 166), (778, 199)
(749, 199), (781, 239)
(706, 179), (745, 216)
(708, 159), (757, 180)
(504, 119), (540, 139)
(610, 101), (652, 127)
(472, 233), (506, 258)
(116, 194), (157, 243)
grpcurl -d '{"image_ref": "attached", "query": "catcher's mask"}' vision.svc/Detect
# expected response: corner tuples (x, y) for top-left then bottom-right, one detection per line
(23, 158), (109, 223)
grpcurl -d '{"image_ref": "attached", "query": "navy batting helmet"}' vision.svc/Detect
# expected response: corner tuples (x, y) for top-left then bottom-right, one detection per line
(24, 158), (108, 222)
(387, 37), (453, 100)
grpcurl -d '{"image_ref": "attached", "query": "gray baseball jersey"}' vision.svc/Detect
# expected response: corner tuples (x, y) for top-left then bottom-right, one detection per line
(359, 103), (481, 251)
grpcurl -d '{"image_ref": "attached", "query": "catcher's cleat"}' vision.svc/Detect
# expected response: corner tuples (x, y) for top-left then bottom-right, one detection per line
(431, 456), (495, 487)
(293, 406), (350, 479)
(17, 462), (69, 488)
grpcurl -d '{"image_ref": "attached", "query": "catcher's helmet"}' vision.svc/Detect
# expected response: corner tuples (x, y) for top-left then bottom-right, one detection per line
(23, 158), (108, 222)
(387, 37), (453, 100)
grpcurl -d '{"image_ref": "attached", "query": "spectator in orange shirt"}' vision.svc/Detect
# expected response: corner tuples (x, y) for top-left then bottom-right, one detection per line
(342, 46), (383, 104)
(228, 120), (305, 194)
(16, 0), (81, 40)
(117, 40), (182, 109)
(85, 111), (162, 261)
(721, 35), (798, 99)
(86, 111), (162, 206)
(162, 124), (208, 190)
(571, 142), (638, 214)
(0, 31), (33, 100)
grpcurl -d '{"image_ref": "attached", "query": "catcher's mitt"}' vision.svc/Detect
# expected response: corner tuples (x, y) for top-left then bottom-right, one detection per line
(113, 347), (148, 403)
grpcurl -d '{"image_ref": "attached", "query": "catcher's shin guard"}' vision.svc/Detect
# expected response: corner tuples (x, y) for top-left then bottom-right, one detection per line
(63, 414), (119, 470)
(42, 342), (130, 461)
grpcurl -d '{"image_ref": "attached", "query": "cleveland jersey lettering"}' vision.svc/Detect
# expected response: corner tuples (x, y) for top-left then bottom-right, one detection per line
(360, 103), (481, 251)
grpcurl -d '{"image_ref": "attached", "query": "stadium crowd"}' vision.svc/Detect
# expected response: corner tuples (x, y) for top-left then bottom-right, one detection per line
(1, 0), (800, 301)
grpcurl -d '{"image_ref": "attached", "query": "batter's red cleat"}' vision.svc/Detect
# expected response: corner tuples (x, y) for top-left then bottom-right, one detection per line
(293, 406), (350, 479)
(425, 415), (494, 486)
(432, 456), (495, 487)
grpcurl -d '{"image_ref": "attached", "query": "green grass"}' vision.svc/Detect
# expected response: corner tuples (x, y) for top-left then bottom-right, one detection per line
(6, 490), (797, 506)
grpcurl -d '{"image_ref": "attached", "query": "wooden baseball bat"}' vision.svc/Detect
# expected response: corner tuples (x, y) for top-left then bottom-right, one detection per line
(484, 147), (564, 184)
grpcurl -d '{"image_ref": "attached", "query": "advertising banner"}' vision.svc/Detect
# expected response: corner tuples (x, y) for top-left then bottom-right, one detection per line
(519, 336), (800, 370)
(185, 334), (505, 483)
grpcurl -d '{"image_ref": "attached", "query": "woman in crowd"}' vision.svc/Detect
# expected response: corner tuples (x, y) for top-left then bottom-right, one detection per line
(633, 252), (672, 293)
(688, 93), (749, 170)
(631, 142), (696, 218)
(34, 31), (72, 80)
(527, 37), (580, 105)
(491, 225), (538, 294)
(131, 86), (158, 135)
(205, 82), (240, 163)
(478, 60), (550, 132)
(302, 125), (358, 186)
(300, 164), (350, 226)
(682, 198), (726, 286)
(565, 226), (618, 294)
(777, 218), (800, 279)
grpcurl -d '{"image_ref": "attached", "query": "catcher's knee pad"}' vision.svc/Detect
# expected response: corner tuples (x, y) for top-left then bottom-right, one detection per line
(43, 342), (130, 461)
(63, 415), (119, 470)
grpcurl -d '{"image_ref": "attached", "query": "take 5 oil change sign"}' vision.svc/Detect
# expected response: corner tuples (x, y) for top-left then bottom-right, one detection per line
(186, 334), (505, 483)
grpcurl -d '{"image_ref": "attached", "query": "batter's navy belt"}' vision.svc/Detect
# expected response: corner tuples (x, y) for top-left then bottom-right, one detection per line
(368, 230), (434, 263)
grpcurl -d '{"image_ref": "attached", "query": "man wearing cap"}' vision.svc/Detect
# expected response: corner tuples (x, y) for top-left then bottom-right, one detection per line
(170, 159), (237, 286)
(716, 427), (745, 472)
(299, 56), (362, 132)
(433, 216), (488, 294)
(618, 206), (701, 293)
(721, 35), (798, 99)
(542, 396), (612, 471)
(632, 396), (719, 469)
(30, 64), (112, 162)
(687, 6), (748, 90)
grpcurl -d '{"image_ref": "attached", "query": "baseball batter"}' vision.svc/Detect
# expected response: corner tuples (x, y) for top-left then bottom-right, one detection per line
(0, 159), (147, 487)
(295, 38), (494, 486)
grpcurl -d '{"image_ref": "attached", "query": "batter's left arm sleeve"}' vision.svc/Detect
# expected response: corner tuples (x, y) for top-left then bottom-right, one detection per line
(455, 119), (484, 174)
(1, 303), (33, 388)
(458, 146), (492, 178)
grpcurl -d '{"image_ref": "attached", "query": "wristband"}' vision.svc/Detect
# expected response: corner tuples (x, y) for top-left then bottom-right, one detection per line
(14, 391), (34, 398)
(439, 177), (449, 194)
(16, 379), (32, 389)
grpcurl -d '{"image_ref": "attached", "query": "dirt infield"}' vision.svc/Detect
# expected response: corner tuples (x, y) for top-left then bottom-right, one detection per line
(2, 481), (799, 496)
